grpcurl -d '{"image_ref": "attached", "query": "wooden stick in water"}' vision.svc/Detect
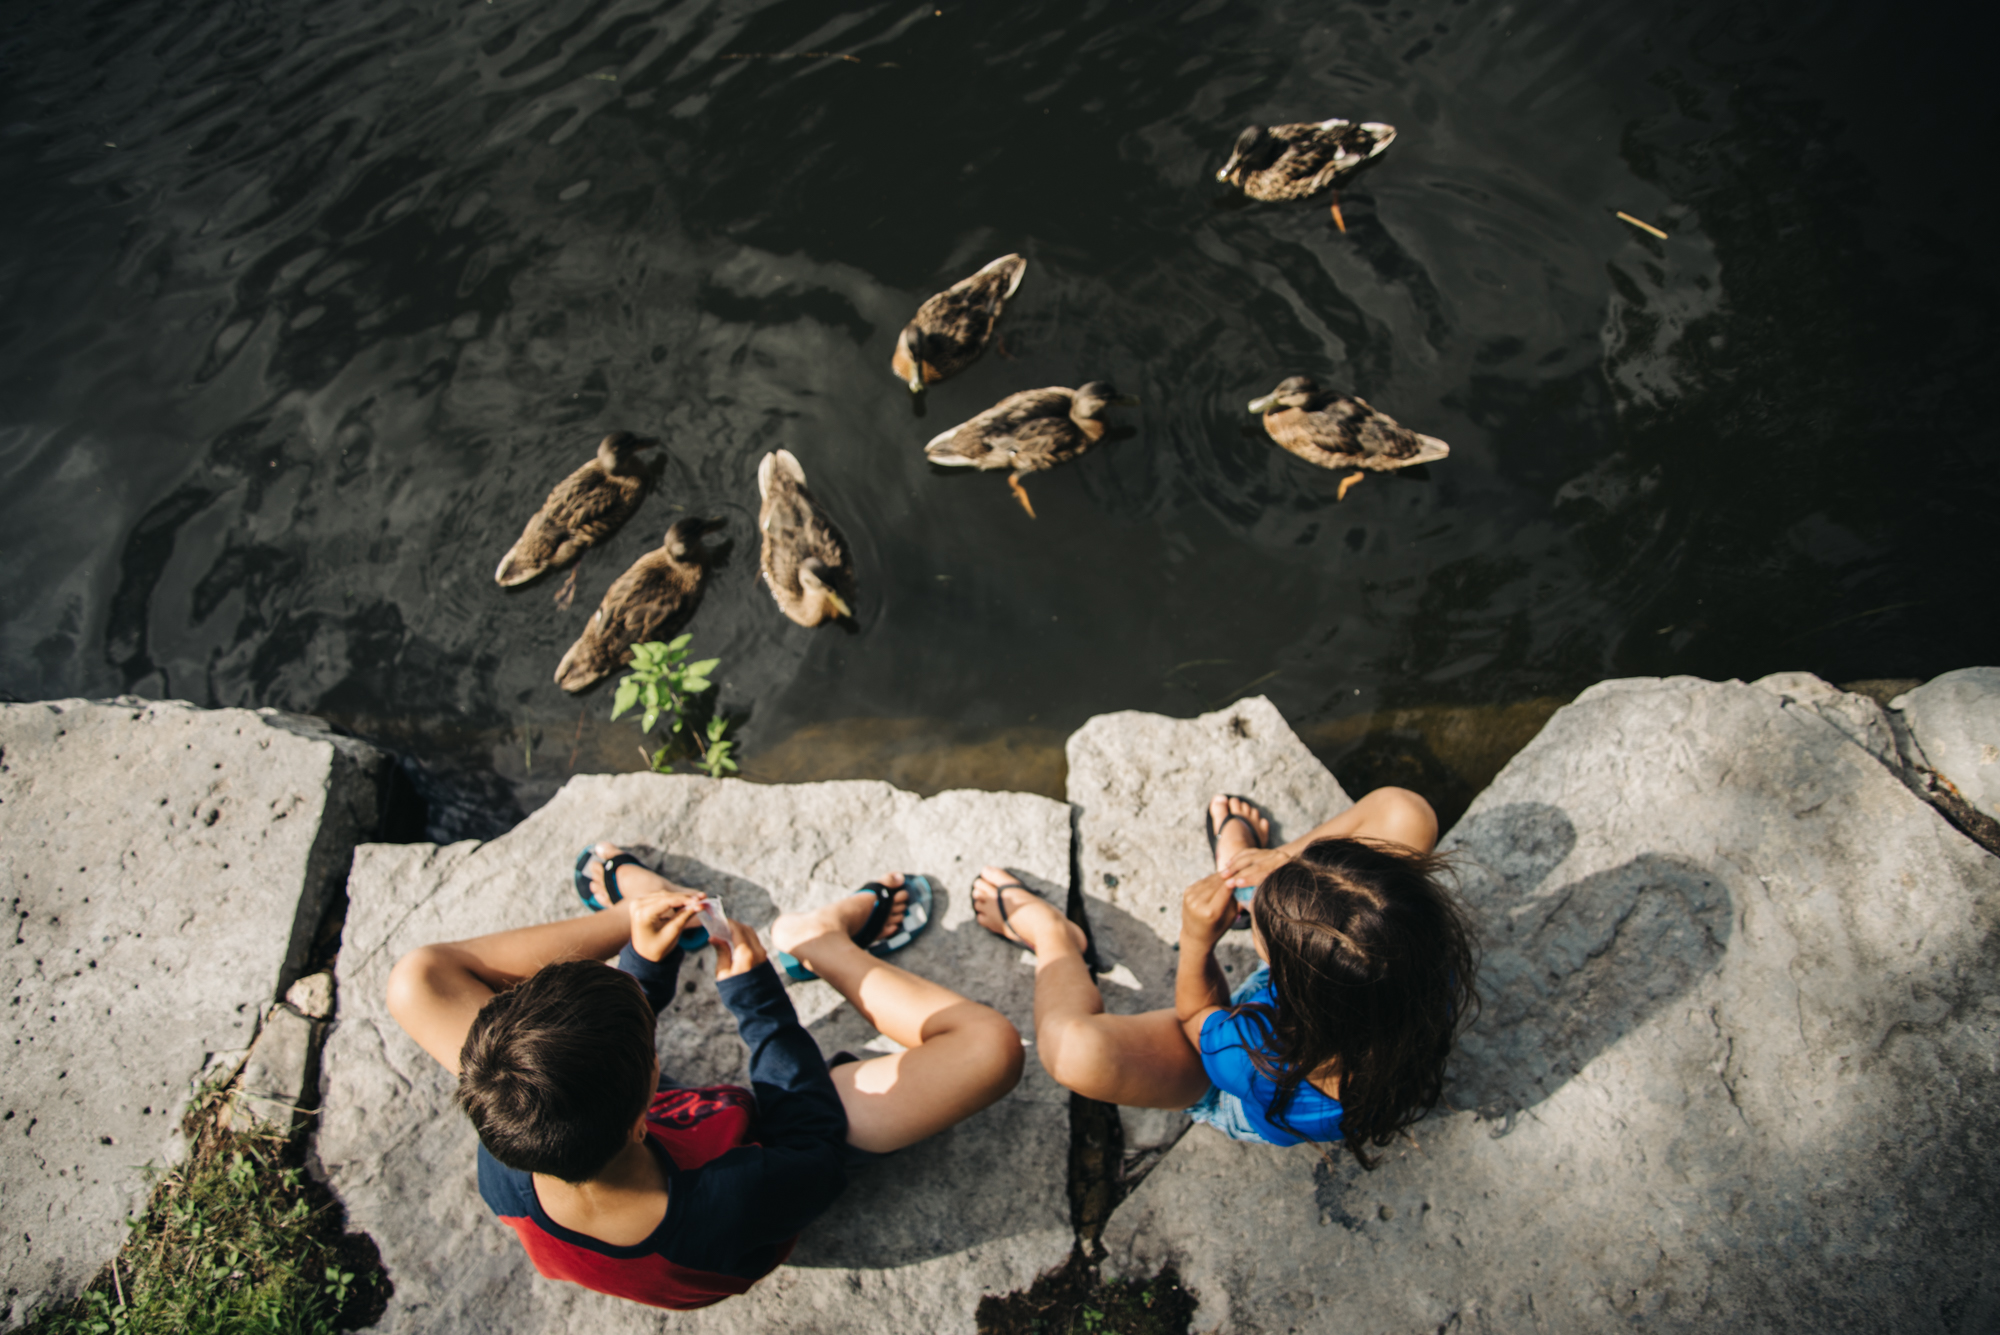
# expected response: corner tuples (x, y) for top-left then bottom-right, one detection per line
(1616, 211), (1668, 240)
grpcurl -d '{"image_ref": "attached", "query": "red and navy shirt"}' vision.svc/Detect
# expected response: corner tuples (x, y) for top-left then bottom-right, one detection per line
(476, 949), (850, 1309)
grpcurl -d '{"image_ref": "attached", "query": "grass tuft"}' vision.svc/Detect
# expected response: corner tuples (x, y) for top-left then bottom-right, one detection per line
(977, 1252), (1196, 1335)
(25, 1086), (387, 1335)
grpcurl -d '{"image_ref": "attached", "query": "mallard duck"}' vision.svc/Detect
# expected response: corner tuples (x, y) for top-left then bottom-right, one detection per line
(1248, 377), (1449, 481)
(554, 518), (720, 692)
(757, 449), (854, 627)
(1216, 120), (1396, 231)
(924, 381), (1134, 518)
(892, 254), (1028, 394)
(495, 432), (658, 592)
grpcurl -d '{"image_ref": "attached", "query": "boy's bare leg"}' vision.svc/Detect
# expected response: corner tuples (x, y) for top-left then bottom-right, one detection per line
(771, 875), (1026, 1154)
(971, 870), (1211, 1110)
(386, 843), (692, 1075)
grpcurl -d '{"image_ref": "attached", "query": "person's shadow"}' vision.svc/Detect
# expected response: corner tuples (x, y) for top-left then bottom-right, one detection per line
(1440, 803), (1735, 1128)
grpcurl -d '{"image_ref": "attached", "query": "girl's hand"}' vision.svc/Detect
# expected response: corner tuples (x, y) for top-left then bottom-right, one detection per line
(1180, 871), (1239, 953)
(1222, 845), (1292, 889)
(713, 918), (768, 980)
(629, 889), (702, 962)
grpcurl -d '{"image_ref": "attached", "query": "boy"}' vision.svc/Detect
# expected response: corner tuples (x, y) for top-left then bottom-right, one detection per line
(386, 844), (1024, 1309)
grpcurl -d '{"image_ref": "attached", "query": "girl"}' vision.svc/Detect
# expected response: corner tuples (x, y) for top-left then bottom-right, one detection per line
(973, 788), (1476, 1164)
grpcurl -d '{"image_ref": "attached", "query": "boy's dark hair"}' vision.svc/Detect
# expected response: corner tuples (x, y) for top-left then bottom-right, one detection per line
(457, 960), (657, 1184)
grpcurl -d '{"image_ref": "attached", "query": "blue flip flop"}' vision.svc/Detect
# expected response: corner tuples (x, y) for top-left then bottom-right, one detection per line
(777, 876), (934, 983)
(575, 848), (643, 912)
(574, 848), (718, 950)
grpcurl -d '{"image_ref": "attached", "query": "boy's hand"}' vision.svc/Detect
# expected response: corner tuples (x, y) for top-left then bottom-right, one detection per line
(713, 918), (768, 980)
(1180, 871), (1240, 953)
(629, 888), (702, 963)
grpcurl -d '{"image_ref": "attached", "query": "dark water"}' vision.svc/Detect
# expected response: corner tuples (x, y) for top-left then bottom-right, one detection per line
(2, 0), (1992, 840)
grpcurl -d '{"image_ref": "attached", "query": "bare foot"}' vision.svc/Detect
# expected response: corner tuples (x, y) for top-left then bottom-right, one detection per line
(1208, 795), (1268, 874)
(971, 867), (1087, 954)
(770, 875), (910, 958)
(581, 842), (694, 902)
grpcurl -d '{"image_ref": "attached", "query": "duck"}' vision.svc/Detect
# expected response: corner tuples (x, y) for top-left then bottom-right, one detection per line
(757, 449), (854, 627)
(924, 381), (1135, 518)
(495, 432), (658, 599)
(1248, 377), (1449, 489)
(1216, 120), (1396, 231)
(892, 254), (1028, 394)
(554, 517), (721, 693)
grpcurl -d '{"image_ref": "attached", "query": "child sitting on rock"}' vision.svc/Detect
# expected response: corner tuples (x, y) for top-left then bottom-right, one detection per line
(386, 845), (1023, 1309)
(972, 788), (1476, 1162)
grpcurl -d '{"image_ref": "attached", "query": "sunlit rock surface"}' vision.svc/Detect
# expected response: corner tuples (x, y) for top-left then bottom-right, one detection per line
(1099, 675), (2000, 1332)
(319, 773), (1072, 1335)
(1893, 667), (2000, 822)
(0, 698), (387, 1331)
(1066, 695), (1353, 1160)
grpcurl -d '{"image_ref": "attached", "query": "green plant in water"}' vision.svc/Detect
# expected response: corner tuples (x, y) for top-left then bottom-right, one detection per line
(610, 635), (738, 778)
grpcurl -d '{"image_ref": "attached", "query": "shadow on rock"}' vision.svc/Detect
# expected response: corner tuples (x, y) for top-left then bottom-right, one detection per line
(1444, 803), (1734, 1125)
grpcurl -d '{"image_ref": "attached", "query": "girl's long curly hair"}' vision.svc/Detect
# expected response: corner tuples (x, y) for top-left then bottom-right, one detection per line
(1232, 836), (1479, 1167)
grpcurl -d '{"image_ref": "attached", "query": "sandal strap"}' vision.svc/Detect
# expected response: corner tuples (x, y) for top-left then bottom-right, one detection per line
(852, 881), (897, 948)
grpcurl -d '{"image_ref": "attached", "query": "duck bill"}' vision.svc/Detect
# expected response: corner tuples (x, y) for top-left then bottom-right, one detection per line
(824, 589), (853, 619)
(1246, 392), (1279, 414)
(906, 369), (925, 395)
(1215, 156), (1240, 183)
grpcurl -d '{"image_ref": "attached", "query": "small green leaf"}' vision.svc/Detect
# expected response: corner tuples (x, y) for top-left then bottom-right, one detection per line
(641, 706), (660, 733)
(666, 633), (692, 652)
(611, 679), (640, 719)
(686, 657), (721, 676)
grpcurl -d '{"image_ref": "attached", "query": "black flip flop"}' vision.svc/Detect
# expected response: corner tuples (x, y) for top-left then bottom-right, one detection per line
(978, 873), (1105, 972)
(575, 848), (645, 912)
(1205, 797), (1264, 931)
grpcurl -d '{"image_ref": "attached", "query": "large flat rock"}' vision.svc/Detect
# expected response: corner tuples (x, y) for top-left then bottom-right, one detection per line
(319, 773), (1074, 1335)
(1099, 675), (2000, 1332)
(0, 698), (388, 1330)
(1893, 667), (2000, 822)
(1066, 696), (1352, 1157)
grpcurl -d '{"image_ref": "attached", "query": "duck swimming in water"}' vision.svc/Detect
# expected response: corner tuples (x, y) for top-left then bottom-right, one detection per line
(924, 381), (1135, 518)
(757, 449), (854, 627)
(494, 432), (658, 600)
(892, 254), (1028, 395)
(1248, 377), (1449, 485)
(554, 517), (720, 692)
(1216, 120), (1396, 231)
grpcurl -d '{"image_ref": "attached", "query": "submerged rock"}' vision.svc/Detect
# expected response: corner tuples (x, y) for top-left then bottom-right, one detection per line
(1097, 675), (2000, 1332)
(318, 773), (1073, 1335)
(0, 698), (388, 1330)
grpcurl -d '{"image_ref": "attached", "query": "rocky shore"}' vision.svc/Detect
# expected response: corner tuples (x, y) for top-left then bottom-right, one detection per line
(4, 670), (1995, 1332)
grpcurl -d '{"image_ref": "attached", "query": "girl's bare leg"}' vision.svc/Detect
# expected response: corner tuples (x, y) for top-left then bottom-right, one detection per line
(971, 870), (1211, 1110)
(771, 875), (1025, 1154)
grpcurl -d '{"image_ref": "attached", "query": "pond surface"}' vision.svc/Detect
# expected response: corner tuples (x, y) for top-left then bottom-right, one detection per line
(2, 0), (1992, 840)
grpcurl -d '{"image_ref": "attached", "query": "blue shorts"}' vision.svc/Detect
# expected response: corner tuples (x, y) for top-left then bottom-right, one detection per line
(1185, 965), (1288, 1145)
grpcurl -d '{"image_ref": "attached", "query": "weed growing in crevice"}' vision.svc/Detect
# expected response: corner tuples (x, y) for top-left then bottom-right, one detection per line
(976, 1253), (1197, 1335)
(23, 1087), (387, 1335)
(612, 635), (739, 778)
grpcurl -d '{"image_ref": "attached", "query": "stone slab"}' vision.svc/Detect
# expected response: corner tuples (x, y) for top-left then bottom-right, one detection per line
(1099, 675), (2000, 1332)
(1065, 696), (1352, 1156)
(0, 698), (388, 1330)
(319, 773), (1074, 1335)
(1893, 667), (2000, 821)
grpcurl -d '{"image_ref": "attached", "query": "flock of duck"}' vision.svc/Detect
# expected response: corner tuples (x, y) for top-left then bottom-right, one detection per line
(493, 117), (1449, 695)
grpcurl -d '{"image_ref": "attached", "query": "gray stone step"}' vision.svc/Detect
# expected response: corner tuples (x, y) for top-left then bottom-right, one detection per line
(0, 697), (388, 1330)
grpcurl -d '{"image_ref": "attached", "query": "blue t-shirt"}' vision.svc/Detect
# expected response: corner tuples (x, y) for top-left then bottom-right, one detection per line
(1197, 978), (1345, 1147)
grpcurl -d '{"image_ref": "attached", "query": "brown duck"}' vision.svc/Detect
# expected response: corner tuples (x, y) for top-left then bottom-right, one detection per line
(757, 449), (853, 627)
(924, 381), (1134, 518)
(1216, 120), (1396, 230)
(1248, 377), (1449, 484)
(892, 254), (1028, 395)
(554, 518), (720, 693)
(494, 432), (657, 589)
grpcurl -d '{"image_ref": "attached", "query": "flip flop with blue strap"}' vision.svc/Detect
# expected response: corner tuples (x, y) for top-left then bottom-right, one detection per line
(1205, 796), (1265, 932)
(575, 847), (719, 949)
(776, 875), (934, 983)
